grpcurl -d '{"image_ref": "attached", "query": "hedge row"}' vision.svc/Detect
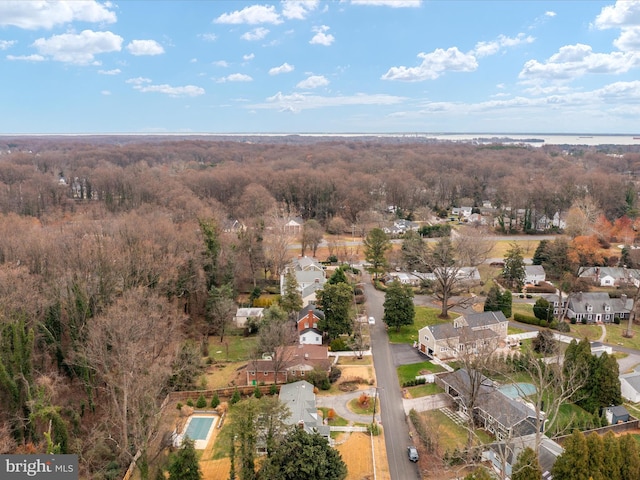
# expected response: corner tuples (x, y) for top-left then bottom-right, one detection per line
(513, 313), (570, 332)
(402, 377), (427, 388)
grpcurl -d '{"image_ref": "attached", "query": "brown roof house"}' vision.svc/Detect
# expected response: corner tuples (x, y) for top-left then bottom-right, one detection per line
(246, 344), (331, 386)
(418, 311), (508, 360)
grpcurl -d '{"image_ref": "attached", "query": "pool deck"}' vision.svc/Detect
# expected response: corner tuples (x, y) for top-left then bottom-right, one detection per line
(182, 414), (218, 450)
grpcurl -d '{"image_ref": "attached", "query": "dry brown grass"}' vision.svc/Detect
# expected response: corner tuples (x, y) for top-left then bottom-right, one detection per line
(337, 431), (390, 480)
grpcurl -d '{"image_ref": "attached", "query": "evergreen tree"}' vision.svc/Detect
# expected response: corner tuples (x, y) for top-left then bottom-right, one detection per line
(512, 447), (543, 480)
(500, 289), (513, 318)
(502, 243), (526, 290)
(585, 432), (605, 480)
(316, 282), (354, 340)
(532, 239), (549, 266)
(601, 431), (622, 480)
(279, 270), (303, 320)
(258, 429), (347, 480)
(167, 438), (202, 480)
(532, 329), (556, 355)
(382, 280), (415, 332)
(483, 285), (501, 312)
(363, 228), (391, 279)
(533, 297), (553, 322)
(618, 434), (640, 480)
(401, 230), (427, 272)
(551, 430), (590, 480)
(328, 267), (348, 285)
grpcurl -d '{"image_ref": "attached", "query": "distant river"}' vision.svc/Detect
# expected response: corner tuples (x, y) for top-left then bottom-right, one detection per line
(409, 133), (640, 147)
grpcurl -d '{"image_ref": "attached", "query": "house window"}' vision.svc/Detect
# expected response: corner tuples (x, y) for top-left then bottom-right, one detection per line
(264, 372), (268, 376)
(300, 371), (305, 376)
(440, 347), (447, 352)
(316, 336), (320, 342)
(249, 371), (255, 376)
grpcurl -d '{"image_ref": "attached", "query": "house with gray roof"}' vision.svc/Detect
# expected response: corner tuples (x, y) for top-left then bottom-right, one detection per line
(565, 291), (632, 324)
(486, 433), (562, 480)
(524, 265), (546, 286)
(620, 371), (640, 403)
(280, 257), (326, 306)
(578, 266), (640, 287)
(604, 405), (630, 425)
(279, 380), (330, 439)
(438, 369), (541, 441)
(418, 311), (508, 360)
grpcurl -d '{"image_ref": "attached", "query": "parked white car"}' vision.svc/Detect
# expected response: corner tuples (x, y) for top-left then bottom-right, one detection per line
(368, 316), (375, 325)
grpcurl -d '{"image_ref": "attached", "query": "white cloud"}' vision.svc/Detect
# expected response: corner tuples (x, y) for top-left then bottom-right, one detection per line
(126, 40), (165, 56)
(473, 33), (534, 58)
(98, 68), (121, 75)
(132, 83), (205, 97)
(199, 33), (218, 42)
(0, 40), (16, 50)
(351, 0), (422, 7)
(382, 47), (478, 81)
(101, 90), (111, 95)
(269, 62), (295, 75)
(126, 77), (152, 85)
(213, 60), (229, 67)
(218, 73), (253, 83)
(296, 74), (329, 88)
(251, 91), (405, 112)
(243, 53), (255, 61)
(282, 0), (319, 19)
(614, 27), (640, 51)
(6, 54), (45, 61)
(214, 5), (282, 25)
(545, 11), (556, 17)
(190, 58), (197, 63)
(0, 0), (117, 29)
(32, 30), (123, 64)
(310, 25), (334, 46)
(519, 43), (639, 83)
(594, 1), (640, 29)
(241, 27), (270, 41)
(127, 77), (204, 97)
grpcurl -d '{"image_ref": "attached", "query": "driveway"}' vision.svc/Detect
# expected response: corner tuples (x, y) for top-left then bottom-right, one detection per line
(390, 343), (430, 367)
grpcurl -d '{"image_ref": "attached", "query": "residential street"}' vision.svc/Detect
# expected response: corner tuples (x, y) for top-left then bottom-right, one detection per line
(364, 274), (422, 480)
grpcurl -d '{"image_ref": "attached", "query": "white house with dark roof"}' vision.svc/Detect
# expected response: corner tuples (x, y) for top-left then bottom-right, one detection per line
(565, 292), (632, 324)
(418, 311), (508, 360)
(279, 380), (330, 439)
(578, 266), (640, 287)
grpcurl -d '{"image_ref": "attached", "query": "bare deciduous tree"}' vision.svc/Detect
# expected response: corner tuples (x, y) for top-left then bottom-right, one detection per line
(83, 288), (184, 470)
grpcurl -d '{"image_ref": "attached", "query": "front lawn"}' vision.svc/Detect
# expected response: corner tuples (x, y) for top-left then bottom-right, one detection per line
(387, 306), (457, 343)
(406, 383), (444, 398)
(420, 410), (493, 453)
(397, 361), (446, 385)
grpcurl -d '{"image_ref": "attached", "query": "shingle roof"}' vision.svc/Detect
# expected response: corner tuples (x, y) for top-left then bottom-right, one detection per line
(620, 371), (640, 393)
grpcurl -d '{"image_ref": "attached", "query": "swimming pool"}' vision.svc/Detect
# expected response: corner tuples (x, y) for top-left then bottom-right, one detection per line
(182, 415), (217, 449)
(498, 382), (536, 399)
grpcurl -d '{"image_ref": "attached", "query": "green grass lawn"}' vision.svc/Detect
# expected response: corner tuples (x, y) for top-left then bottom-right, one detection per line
(549, 403), (597, 436)
(511, 303), (534, 317)
(421, 410), (493, 453)
(406, 383), (444, 398)
(387, 306), (457, 343)
(208, 334), (258, 362)
(508, 325), (528, 335)
(397, 361), (446, 385)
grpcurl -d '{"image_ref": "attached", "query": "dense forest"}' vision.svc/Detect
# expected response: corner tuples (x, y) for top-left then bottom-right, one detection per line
(0, 136), (639, 478)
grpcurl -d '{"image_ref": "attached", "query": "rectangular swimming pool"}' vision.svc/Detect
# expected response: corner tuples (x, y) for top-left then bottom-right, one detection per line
(184, 416), (214, 441)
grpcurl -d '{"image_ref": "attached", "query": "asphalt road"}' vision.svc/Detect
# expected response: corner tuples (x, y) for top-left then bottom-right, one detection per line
(364, 274), (421, 480)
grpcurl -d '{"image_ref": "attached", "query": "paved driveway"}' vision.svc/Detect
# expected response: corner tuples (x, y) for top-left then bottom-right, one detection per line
(390, 343), (430, 367)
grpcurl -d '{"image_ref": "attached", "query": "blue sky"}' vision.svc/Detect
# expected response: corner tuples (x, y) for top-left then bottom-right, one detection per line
(1, 0), (640, 134)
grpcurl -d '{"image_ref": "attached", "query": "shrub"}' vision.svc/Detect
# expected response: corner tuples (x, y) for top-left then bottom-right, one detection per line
(186, 399), (194, 407)
(253, 386), (262, 398)
(614, 316), (621, 325)
(230, 388), (240, 405)
(210, 393), (220, 408)
(513, 313), (540, 326)
(553, 321), (570, 333)
(367, 422), (381, 436)
(329, 366), (342, 383)
(269, 384), (278, 395)
(330, 338), (349, 351)
(176, 402), (183, 410)
(196, 394), (207, 409)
